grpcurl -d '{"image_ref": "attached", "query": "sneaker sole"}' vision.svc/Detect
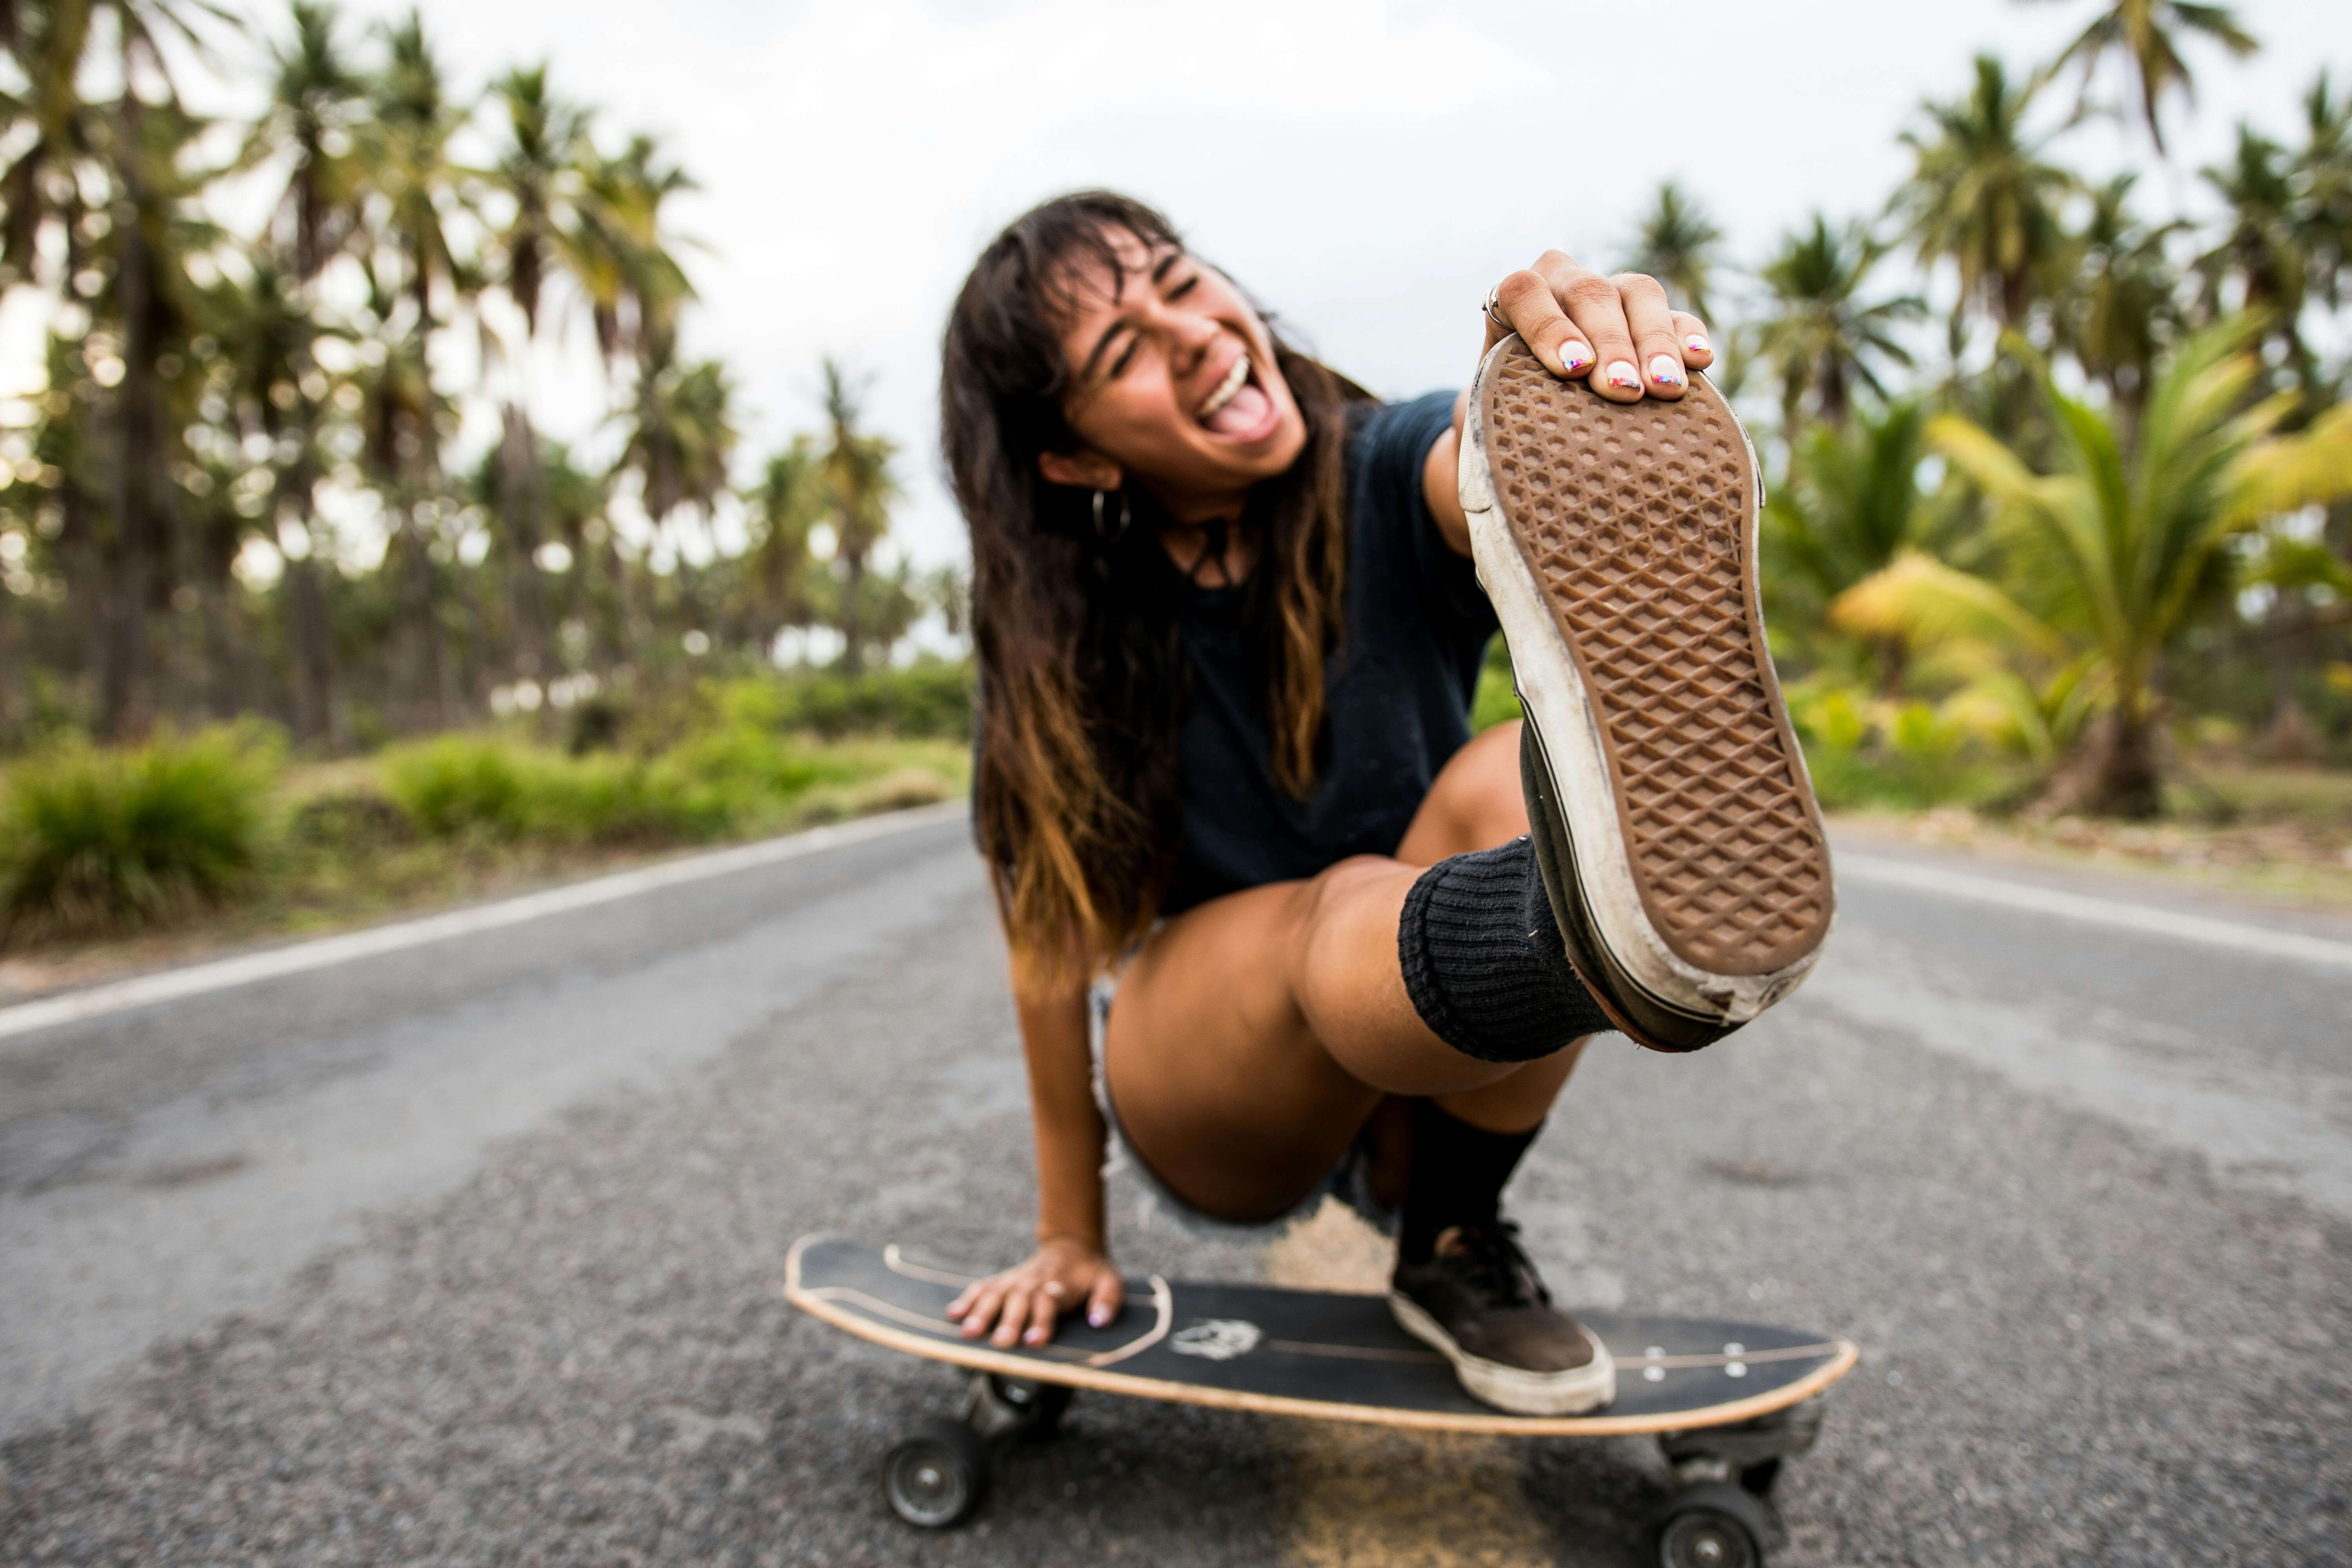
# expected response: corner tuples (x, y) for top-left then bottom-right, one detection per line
(1388, 1290), (1617, 1416)
(1461, 338), (1834, 1049)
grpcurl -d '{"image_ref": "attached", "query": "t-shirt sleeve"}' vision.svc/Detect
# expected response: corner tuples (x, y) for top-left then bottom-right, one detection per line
(1349, 390), (1496, 642)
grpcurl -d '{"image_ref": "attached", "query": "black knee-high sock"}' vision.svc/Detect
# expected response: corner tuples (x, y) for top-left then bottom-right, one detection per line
(1396, 835), (1612, 1062)
(1397, 1098), (1542, 1265)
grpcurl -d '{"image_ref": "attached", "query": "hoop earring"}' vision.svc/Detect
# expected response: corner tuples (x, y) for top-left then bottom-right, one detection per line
(1091, 487), (1131, 544)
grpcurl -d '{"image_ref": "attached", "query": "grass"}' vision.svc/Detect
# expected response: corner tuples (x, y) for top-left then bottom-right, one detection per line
(0, 727), (281, 943)
(0, 698), (968, 971)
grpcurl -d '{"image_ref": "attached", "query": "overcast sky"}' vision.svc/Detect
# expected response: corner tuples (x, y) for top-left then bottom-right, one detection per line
(9, 0), (2350, 571)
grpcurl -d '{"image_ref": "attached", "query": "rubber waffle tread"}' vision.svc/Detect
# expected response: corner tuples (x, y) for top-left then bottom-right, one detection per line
(1484, 342), (1830, 976)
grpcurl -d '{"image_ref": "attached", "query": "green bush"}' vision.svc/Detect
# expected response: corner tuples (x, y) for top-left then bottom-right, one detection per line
(1784, 681), (2028, 812)
(0, 727), (281, 942)
(380, 724), (895, 849)
(764, 663), (974, 740)
(381, 737), (534, 838)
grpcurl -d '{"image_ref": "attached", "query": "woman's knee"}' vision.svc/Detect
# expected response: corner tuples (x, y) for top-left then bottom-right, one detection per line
(1405, 720), (1528, 862)
(1288, 855), (1407, 1020)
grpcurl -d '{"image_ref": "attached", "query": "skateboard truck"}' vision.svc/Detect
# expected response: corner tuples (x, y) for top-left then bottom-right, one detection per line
(880, 1374), (1074, 1528)
(1646, 1397), (1828, 1566)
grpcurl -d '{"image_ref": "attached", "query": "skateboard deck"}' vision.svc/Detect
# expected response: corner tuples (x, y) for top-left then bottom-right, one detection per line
(786, 1234), (1857, 1437)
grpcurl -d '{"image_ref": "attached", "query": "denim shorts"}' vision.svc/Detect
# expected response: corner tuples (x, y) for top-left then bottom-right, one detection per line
(1089, 976), (1398, 1239)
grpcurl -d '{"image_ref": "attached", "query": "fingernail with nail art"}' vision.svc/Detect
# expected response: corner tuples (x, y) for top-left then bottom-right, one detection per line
(1089, 1308), (1109, 1327)
(1648, 354), (1684, 387)
(1605, 360), (1642, 390)
(1684, 334), (1711, 356)
(1559, 340), (1593, 373)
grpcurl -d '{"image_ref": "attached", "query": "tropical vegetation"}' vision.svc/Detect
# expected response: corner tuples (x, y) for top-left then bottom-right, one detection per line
(5, 0), (2352, 947)
(0, 0), (951, 757)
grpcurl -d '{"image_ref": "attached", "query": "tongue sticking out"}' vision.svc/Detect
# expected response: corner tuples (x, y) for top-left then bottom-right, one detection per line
(1202, 380), (1271, 436)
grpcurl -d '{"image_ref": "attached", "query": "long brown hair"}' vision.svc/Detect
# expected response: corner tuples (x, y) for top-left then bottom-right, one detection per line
(942, 191), (1362, 994)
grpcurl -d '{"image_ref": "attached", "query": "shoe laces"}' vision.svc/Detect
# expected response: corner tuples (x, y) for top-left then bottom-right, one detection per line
(1436, 1220), (1552, 1309)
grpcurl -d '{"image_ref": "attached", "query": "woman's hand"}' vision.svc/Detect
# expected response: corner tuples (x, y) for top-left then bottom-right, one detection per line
(945, 1236), (1127, 1348)
(1484, 252), (1715, 402)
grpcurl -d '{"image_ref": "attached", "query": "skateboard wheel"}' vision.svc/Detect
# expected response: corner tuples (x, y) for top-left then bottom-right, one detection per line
(882, 1417), (987, 1528)
(987, 1375), (1074, 1438)
(1647, 1481), (1770, 1568)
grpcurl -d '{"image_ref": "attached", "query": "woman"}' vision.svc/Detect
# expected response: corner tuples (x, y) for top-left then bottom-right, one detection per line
(938, 192), (1832, 1415)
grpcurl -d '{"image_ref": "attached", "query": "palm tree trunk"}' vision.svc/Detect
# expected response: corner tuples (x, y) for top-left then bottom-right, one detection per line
(98, 94), (160, 740)
(1818, 355), (1850, 428)
(2083, 707), (2163, 818)
(278, 438), (342, 746)
(838, 553), (866, 674)
(395, 501), (445, 730)
(497, 402), (553, 681)
(283, 549), (339, 744)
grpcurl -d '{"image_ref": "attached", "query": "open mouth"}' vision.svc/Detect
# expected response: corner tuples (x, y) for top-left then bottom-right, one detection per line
(1194, 350), (1276, 439)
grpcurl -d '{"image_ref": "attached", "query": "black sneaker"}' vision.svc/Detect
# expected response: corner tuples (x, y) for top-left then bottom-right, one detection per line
(1389, 1220), (1615, 1415)
(1460, 337), (1835, 1051)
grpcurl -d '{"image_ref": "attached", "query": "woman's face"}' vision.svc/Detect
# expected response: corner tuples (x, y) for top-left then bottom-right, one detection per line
(1045, 229), (1307, 513)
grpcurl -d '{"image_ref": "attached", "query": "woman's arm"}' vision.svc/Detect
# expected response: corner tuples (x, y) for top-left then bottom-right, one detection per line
(1422, 253), (1718, 555)
(944, 981), (1128, 1345)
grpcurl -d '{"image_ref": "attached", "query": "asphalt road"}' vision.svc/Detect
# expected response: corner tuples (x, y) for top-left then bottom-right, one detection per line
(2, 806), (2348, 1565)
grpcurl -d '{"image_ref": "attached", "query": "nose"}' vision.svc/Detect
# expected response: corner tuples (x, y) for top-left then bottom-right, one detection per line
(1163, 309), (1221, 375)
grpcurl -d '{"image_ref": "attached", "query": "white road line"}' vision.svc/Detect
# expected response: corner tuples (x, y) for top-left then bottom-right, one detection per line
(1837, 850), (2352, 974)
(0, 802), (968, 1045)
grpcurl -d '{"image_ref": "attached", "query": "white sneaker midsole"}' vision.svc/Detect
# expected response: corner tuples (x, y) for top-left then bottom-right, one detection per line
(1388, 1290), (1617, 1417)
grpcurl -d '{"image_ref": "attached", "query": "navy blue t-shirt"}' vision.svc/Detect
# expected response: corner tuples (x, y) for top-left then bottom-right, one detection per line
(1163, 390), (1496, 913)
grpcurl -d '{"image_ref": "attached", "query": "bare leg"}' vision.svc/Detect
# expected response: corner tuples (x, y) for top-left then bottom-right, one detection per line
(1104, 721), (1593, 1221)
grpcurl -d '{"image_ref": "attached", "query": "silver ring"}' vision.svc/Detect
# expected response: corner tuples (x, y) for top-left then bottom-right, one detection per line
(1483, 285), (1511, 331)
(1042, 1281), (1065, 1298)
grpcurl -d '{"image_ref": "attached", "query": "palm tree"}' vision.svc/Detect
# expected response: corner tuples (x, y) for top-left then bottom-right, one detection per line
(1762, 398), (1942, 686)
(738, 439), (824, 659)
(2196, 124), (2309, 375)
(618, 355), (737, 559)
(1833, 320), (2352, 815)
(211, 253), (345, 742)
(2033, 0), (2258, 156)
(817, 359), (898, 674)
(361, 11), (470, 339)
(1621, 180), (1724, 327)
(2051, 174), (2186, 428)
(1746, 216), (1925, 430)
(356, 8), (474, 726)
(1896, 55), (2076, 340)
(579, 132), (696, 375)
(238, 0), (365, 742)
(2298, 72), (2352, 314)
(3, 0), (234, 735)
(483, 63), (598, 681)
(241, 2), (363, 281)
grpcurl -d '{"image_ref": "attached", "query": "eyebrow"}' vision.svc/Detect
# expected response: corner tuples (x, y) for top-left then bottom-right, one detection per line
(1078, 247), (1184, 385)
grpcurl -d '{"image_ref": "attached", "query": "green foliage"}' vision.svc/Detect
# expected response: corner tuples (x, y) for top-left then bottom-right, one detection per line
(1763, 398), (1949, 664)
(380, 737), (537, 838)
(1471, 639), (1523, 733)
(1829, 319), (2352, 811)
(770, 664), (975, 740)
(1896, 54), (2076, 332)
(377, 710), (962, 850)
(1784, 679), (2027, 811)
(0, 728), (283, 943)
(1746, 216), (1926, 429)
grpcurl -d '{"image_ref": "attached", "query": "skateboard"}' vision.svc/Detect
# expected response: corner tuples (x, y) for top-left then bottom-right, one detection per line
(786, 1234), (1858, 1564)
